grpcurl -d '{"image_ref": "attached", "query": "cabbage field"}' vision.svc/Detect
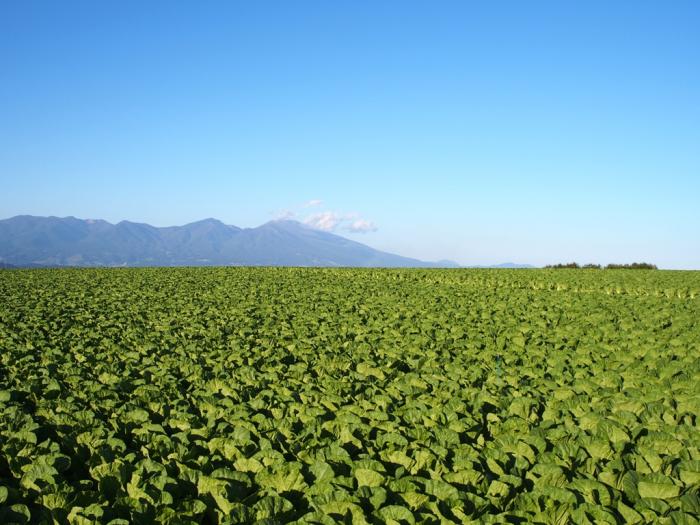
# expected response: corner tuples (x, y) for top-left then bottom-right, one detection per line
(1, 267), (699, 524)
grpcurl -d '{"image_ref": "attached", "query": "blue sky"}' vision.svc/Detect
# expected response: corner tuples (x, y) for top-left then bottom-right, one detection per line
(1, 1), (698, 268)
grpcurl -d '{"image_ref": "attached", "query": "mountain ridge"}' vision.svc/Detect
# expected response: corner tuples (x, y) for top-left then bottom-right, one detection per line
(0, 215), (461, 268)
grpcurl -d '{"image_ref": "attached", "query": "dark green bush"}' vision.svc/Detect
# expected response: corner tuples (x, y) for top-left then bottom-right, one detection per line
(546, 262), (657, 270)
(605, 262), (658, 270)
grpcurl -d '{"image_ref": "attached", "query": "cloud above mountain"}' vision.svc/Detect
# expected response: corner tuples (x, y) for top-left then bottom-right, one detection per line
(303, 211), (377, 234)
(304, 211), (341, 231)
(345, 218), (378, 233)
(274, 199), (377, 234)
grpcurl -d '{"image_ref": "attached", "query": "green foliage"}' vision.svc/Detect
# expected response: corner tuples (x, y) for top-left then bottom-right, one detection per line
(546, 262), (659, 270)
(0, 267), (698, 523)
(545, 262), (582, 269)
(605, 262), (659, 270)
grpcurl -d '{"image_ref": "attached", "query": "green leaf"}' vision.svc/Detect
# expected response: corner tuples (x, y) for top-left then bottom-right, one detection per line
(355, 468), (384, 488)
(1, 504), (31, 523)
(487, 480), (511, 499)
(680, 469), (700, 485)
(375, 505), (415, 524)
(318, 501), (368, 523)
(534, 504), (572, 525)
(234, 457), (263, 473)
(617, 501), (644, 524)
(253, 495), (293, 520)
(310, 461), (335, 483)
(638, 481), (680, 499)
(399, 491), (429, 510)
(124, 408), (150, 424)
(424, 479), (459, 501)
(256, 465), (308, 493)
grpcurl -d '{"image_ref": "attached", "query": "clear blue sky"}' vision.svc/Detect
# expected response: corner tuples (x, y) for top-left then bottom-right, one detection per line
(1, 1), (698, 268)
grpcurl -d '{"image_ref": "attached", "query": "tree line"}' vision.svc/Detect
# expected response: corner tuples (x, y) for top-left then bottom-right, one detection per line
(545, 262), (658, 270)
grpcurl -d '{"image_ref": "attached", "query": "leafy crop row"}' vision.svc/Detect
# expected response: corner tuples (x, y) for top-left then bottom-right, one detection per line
(0, 268), (699, 523)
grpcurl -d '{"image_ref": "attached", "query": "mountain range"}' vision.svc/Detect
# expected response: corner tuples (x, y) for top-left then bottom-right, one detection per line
(0, 215), (465, 268)
(0, 215), (536, 269)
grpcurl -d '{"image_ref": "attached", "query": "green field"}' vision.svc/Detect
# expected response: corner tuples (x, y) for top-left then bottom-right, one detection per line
(1, 268), (699, 524)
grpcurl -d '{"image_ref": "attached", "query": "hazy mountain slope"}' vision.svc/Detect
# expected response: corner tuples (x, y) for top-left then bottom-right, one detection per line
(226, 220), (434, 267)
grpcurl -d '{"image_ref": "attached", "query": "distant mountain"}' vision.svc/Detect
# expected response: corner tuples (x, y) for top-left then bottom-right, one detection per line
(0, 215), (458, 268)
(465, 262), (535, 269)
(433, 259), (462, 268)
(490, 262), (535, 269)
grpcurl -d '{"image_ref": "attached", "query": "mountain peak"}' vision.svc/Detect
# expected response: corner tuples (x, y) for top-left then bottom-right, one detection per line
(185, 218), (226, 227)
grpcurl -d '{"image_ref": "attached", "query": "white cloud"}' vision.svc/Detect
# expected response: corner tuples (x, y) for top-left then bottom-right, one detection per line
(303, 211), (342, 231)
(345, 219), (378, 233)
(277, 199), (377, 233)
(303, 211), (377, 233)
